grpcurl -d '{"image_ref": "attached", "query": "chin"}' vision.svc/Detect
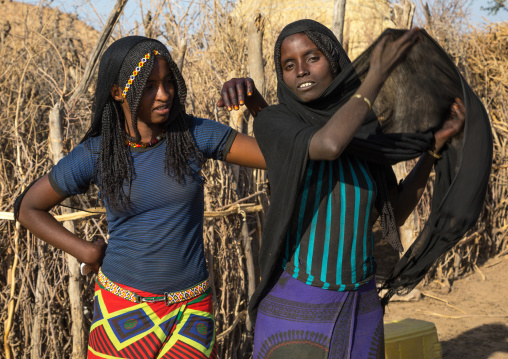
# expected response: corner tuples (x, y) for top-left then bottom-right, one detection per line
(299, 94), (319, 103)
(294, 88), (321, 103)
(151, 114), (171, 124)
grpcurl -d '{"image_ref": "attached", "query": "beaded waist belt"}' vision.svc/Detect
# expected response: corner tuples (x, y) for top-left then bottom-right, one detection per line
(97, 268), (211, 306)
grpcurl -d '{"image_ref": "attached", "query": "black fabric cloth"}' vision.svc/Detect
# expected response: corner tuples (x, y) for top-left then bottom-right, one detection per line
(250, 19), (492, 321)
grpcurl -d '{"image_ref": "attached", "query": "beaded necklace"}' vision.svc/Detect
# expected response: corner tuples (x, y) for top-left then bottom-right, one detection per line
(124, 133), (164, 148)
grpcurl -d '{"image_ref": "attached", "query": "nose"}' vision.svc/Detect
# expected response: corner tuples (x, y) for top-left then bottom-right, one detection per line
(156, 82), (174, 102)
(296, 61), (309, 77)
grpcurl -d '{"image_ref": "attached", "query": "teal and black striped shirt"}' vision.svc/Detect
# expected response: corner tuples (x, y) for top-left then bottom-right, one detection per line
(283, 153), (378, 291)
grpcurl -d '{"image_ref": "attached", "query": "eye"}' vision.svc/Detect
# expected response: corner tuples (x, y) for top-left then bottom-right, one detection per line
(308, 55), (320, 62)
(284, 63), (294, 71)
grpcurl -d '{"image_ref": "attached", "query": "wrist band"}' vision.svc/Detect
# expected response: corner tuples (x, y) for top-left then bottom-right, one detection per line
(352, 93), (372, 111)
(426, 149), (442, 160)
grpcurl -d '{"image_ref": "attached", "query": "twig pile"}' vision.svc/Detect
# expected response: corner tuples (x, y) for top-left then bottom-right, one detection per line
(0, 3), (100, 358)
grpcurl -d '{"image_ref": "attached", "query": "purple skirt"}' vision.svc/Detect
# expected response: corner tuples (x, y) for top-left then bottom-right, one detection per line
(253, 271), (385, 359)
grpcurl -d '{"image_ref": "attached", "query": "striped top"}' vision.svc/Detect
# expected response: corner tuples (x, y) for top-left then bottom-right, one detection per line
(49, 117), (236, 294)
(283, 153), (378, 291)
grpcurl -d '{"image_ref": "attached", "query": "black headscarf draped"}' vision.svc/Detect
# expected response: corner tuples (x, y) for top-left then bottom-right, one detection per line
(250, 19), (492, 320)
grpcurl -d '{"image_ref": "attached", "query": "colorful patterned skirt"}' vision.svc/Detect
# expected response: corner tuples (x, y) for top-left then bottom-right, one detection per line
(87, 272), (217, 359)
(253, 271), (384, 359)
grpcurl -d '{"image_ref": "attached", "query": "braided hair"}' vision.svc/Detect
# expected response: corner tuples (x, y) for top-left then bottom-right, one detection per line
(82, 37), (202, 211)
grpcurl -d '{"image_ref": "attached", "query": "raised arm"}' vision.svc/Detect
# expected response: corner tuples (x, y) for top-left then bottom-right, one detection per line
(308, 28), (420, 161)
(218, 29), (421, 163)
(16, 174), (106, 273)
(390, 98), (466, 225)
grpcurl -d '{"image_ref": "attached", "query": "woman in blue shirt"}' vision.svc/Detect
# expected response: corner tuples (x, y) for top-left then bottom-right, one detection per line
(16, 36), (265, 358)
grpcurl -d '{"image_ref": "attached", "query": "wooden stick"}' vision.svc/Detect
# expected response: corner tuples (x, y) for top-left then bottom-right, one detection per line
(67, 0), (129, 109)
(421, 292), (468, 314)
(0, 204), (264, 222)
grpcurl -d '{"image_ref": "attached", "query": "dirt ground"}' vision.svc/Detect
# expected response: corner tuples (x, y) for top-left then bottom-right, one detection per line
(377, 246), (508, 359)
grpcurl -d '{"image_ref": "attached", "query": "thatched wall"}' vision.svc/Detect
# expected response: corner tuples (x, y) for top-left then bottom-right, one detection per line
(234, 0), (414, 57)
(0, 0), (506, 357)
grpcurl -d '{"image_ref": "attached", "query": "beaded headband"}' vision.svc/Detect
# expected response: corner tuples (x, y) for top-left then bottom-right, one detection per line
(122, 50), (162, 98)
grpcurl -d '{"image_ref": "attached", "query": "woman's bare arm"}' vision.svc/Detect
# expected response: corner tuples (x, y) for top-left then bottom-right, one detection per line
(17, 174), (106, 273)
(390, 99), (466, 225)
(225, 133), (266, 169)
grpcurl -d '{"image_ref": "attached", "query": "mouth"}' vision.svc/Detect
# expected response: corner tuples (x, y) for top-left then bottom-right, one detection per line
(152, 104), (170, 114)
(297, 82), (315, 91)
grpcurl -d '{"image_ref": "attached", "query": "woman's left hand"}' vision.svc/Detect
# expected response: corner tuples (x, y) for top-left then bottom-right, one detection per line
(390, 98), (465, 225)
(217, 78), (268, 117)
(434, 98), (465, 152)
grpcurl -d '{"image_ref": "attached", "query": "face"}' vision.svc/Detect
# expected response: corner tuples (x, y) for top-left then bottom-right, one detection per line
(136, 56), (176, 126)
(280, 33), (334, 102)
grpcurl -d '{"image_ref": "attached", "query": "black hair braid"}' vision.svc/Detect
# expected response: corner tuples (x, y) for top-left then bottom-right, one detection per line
(117, 42), (164, 147)
(163, 51), (188, 113)
(159, 51), (203, 179)
(97, 100), (133, 210)
(88, 39), (203, 211)
(163, 113), (203, 180)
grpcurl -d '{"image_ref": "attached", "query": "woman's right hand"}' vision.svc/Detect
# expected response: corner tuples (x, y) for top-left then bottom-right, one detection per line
(368, 27), (420, 84)
(217, 78), (268, 117)
(82, 237), (107, 275)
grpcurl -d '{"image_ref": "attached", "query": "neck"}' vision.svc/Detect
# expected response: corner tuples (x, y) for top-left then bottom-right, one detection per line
(124, 126), (165, 148)
(125, 122), (164, 143)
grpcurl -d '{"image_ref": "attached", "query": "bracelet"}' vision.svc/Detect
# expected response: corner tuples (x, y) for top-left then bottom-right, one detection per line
(352, 93), (372, 111)
(80, 263), (92, 276)
(426, 149), (442, 160)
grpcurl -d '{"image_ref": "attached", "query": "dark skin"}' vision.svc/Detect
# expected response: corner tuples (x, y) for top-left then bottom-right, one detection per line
(218, 28), (465, 226)
(18, 56), (266, 274)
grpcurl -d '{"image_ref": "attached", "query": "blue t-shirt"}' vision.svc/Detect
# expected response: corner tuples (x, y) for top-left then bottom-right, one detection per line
(49, 117), (236, 293)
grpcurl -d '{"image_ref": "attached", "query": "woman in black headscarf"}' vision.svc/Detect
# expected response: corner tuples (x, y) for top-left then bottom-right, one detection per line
(218, 19), (488, 358)
(15, 36), (265, 358)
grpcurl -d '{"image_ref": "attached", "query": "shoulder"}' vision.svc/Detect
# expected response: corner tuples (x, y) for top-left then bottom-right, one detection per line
(254, 104), (300, 130)
(254, 104), (315, 143)
(188, 116), (232, 141)
(184, 116), (235, 159)
(81, 136), (101, 152)
(188, 116), (229, 132)
(52, 136), (101, 171)
(49, 136), (101, 196)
